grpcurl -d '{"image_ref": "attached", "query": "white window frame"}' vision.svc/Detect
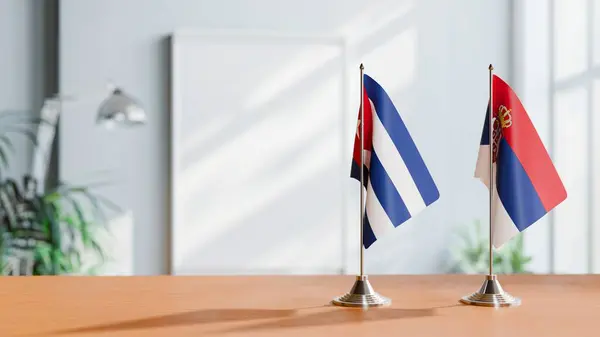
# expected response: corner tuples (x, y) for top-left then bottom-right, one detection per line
(514, 0), (599, 274)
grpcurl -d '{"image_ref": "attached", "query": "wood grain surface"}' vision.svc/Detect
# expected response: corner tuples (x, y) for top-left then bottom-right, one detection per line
(1, 275), (599, 336)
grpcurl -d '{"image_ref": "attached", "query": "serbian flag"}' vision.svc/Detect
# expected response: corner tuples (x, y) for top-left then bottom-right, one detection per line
(351, 74), (439, 248)
(475, 75), (567, 248)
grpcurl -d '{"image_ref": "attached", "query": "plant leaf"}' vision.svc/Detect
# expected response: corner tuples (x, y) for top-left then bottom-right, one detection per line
(90, 238), (106, 264)
(35, 243), (53, 271)
(0, 135), (14, 171)
(0, 128), (38, 146)
(0, 135), (14, 151)
(0, 147), (8, 169)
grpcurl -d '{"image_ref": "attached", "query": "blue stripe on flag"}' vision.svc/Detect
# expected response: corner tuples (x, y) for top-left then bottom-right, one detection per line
(350, 160), (369, 188)
(496, 139), (547, 231)
(363, 213), (377, 248)
(480, 103), (491, 145)
(370, 150), (411, 227)
(364, 74), (439, 206)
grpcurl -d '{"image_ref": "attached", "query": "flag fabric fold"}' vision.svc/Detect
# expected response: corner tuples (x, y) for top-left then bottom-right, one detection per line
(475, 74), (567, 248)
(351, 74), (439, 248)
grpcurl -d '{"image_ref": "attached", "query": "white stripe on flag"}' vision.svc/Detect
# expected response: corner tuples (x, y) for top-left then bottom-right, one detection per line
(474, 145), (491, 187)
(493, 193), (520, 247)
(371, 100), (426, 216)
(475, 145), (520, 248)
(366, 180), (396, 239)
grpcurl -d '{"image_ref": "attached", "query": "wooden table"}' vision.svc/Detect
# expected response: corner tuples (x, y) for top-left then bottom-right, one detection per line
(1, 275), (599, 336)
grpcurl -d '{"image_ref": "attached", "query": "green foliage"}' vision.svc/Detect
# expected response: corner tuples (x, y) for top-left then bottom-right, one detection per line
(1, 178), (120, 276)
(449, 219), (533, 274)
(0, 110), (120, 275)
(40, 184), (120, 275)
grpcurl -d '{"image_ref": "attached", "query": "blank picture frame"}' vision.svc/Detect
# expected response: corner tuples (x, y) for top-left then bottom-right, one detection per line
(170, 30), (351, 275)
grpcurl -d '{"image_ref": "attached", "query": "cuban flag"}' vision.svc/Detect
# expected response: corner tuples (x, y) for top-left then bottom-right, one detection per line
(475, 75), (567, 247)
(351, 74), (439, 248)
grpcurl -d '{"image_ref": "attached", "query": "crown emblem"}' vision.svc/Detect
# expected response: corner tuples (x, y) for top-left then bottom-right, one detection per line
(497, 105), (512, 129)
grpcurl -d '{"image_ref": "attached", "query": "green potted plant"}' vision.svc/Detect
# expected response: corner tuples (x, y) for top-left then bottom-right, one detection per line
(448, 219), (533, 274)
(0, 109), (120, 275)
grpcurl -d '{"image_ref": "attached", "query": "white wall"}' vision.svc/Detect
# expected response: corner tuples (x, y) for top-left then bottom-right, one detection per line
(0, 0), (48, 179)
(59, 0), (512, 275)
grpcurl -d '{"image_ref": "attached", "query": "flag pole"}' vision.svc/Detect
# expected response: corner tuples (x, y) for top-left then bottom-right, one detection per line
(359, 63), (365, 277)
(331, 63), (390, 308)
(459, 64), (520, 307)
(488, 64), (494, 277)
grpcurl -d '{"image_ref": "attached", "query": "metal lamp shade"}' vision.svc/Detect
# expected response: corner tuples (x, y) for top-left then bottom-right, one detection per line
(96, 88), (146, 128)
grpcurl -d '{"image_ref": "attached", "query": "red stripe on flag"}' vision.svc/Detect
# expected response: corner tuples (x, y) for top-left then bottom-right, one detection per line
(352, 88), (373, 166)
(493, 75), (567, 211)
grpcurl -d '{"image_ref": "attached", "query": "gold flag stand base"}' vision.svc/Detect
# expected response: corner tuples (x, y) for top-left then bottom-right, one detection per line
(460, 274), (521, 307)
(331, 275), (391, 308)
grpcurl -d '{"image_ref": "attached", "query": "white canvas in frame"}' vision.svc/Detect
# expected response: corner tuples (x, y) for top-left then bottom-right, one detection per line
(170, 30), (350, 275)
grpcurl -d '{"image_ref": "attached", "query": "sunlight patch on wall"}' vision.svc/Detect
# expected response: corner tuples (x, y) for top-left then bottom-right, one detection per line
(338, 0), (413, 45)
(177, 77), (341, 263)
(243, 45), (342, 111)
(361, 27), (417, 100)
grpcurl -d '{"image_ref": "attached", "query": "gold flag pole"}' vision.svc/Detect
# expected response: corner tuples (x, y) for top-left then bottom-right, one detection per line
(460, 64), (520, 307)
(332, 63), (390, 308)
